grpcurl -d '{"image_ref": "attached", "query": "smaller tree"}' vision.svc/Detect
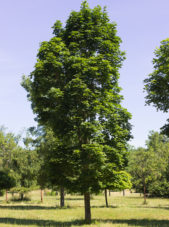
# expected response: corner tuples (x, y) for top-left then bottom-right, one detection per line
(146, 132), (169, 197)
(0, 128), (19, 170)
(10, 148), (40, 200)
(128, 147), (159, 204)
(37, 165), (49, 203)
(102, 163), (131, 207)
(38, 128), (76, 207)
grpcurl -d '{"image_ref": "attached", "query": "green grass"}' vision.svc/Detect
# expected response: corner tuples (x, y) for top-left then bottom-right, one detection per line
(0, 190), (168, 226)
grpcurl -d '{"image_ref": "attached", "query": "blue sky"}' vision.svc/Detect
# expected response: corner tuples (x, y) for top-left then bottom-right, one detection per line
(0, 0), (168, 147)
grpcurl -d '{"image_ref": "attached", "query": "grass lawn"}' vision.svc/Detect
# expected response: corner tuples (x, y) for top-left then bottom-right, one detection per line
(0, 190), (168, 226)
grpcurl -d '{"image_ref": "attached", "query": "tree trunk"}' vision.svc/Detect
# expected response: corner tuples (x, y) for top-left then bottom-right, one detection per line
(105, 189), (108, 207)
(41, 189), (43, 203)
(123, 189), (125, 196)
(109, 190), (111, 196)
(20, 193), (24, 200)
(143, 184), (146, 204)
(6, 190), (8, 202)
(84, 192), (91, 223)
(60, 187), (64, 207)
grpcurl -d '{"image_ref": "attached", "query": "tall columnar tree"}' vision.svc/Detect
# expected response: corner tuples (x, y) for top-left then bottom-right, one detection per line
(22, 1), (131, 222)
(144, 39), (169, 134)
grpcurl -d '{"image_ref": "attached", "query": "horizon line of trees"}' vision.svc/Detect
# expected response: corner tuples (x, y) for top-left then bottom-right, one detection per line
(0, 126), (169, 201)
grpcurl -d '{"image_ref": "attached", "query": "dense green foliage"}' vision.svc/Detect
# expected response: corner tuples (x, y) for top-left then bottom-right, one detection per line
(144, 39), (169, 134)
(0, 170), (15, 191)
(0, 127), (19, 170)
(22, 1), (132, 221)
(39, 129), (75, 190)
(0, 127), (40, 199)
(10, 148), (40, 196)
(128, 132), (169, 198)
(146, 132), (169, 197)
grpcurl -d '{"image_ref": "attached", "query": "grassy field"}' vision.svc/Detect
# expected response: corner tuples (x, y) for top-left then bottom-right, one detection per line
(0, 190), (168, 226)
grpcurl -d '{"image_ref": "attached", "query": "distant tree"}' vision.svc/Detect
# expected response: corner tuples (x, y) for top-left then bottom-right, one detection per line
(0, 128), (19, 201)
(10, 148), (40, 200)
(128, 147), (160, 204)
(128, 131), (169, 201)
(0, 128), (19, 170)
(102, 165), (131, 207)
(22, 1), (131, 222)
(0, 127), (41, 200)
(146, 132), (169, 197)
(25, 126), (71, 206)
(38, 128), (76, 207)
(37, 164), (48, 203)
(144, 39), (169, 135)
(22, 127), (47, 202)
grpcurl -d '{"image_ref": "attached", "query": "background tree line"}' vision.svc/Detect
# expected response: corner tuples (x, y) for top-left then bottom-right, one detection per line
(127, 131), (169, 203)
(0, 126), (169, 205)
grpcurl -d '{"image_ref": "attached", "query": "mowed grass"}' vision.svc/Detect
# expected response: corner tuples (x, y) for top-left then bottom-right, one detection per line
(0, 190), (168, 226)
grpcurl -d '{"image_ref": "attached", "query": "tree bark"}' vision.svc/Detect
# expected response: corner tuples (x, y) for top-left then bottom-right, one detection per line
(6, 190), (8, 202)
(60, 187), (64, 207)
(20, 192), (24, 200)
(41, 189), (43, 203)
(105, 189), (108, 207)
(84, 192), (91, 223)
(123, 189), (125, 196)
(143, 184), (146, 204)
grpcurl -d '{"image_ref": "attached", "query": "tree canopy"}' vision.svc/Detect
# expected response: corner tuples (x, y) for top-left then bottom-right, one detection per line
(144, 39), (169, 134)
(22, 1), (132, 222)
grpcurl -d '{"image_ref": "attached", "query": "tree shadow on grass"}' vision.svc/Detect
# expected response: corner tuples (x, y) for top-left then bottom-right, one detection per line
(140, 206), (169, 210)
(54, 197), (84, 201)
(0, 218), (169, 226)
(0, 218), (84, 226)
(133, 205), (169, 210)
(91, 205), (118, 208)
(55, 197), (93, 201)
(99, 219), (169, 227)
(0, 205), (72, 210)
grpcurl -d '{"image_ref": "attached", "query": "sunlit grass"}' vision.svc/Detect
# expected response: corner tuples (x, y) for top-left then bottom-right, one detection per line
(0, 190), (168, 226)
